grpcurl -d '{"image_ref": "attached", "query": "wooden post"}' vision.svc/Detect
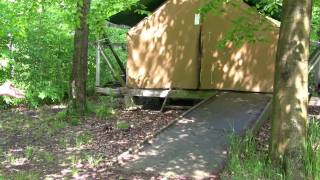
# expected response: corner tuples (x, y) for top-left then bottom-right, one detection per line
(160, 89), (172, 112)
(95, 40), (101, 87)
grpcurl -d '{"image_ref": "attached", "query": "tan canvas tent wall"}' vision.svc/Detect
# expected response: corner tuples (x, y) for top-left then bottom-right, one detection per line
(126, 0), (279, 93)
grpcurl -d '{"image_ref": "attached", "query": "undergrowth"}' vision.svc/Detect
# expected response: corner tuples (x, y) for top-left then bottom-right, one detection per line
(222, 119), (320, 179)
(87, 96), (117, 120)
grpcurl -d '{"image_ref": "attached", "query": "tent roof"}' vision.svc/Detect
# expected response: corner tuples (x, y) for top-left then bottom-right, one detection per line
(108, 0), (166, 27)
(108, 0), (280, 27)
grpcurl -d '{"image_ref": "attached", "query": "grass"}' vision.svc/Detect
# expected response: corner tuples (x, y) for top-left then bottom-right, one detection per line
(75, 131), (92, 147)
(305, 118), (320, 179)
(85, 154), (103, 168)
(68, 155), (82, 165)
(116, 121), (130, 130)
(38, 151), (55, 164)
(223, 119), (320, 180)
(58, 136), (69, 149)
(0, 148), (3, 158)
(0, 117), (25, 133)
(87, 96), (116, 120)
(71, 166), (79, 176)
(8, 171), (40, 180)
(50, 109), (80, 127)
(5, 153), (19, 165)
(24, 146), (34, 160)
(221, 133), (283, 180)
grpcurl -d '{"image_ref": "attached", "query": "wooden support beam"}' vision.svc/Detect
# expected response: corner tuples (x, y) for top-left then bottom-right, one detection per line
(160, 89), (172, 112)
(99, 46), (126, 86)
(103, 37), (126, 76)
(95, 87), (125, 96)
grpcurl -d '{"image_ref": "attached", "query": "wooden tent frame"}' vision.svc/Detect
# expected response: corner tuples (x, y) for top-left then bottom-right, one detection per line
(95, 22), (218, 101)
(95, 37), (126, 87)
(95, 37), (320, 99)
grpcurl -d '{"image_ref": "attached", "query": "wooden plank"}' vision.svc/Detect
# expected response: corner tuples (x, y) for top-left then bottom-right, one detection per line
(96, 87), (217, 100)
(95, 87), (126, 96)
(249, 98), (272, 135)
(169, 90), (217, 99)
(128, 89), (170, 98)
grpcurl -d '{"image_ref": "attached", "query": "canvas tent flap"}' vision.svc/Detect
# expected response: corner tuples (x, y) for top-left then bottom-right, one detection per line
(125, 0), (279, 92)
(126, 0), (204, 89)
(199, 1), (279, 92)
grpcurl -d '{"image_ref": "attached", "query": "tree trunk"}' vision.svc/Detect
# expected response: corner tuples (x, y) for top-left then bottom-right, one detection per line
(70, 0), (91, 116)
(316, 31), (320, 94)
(270, 0), (312, 179)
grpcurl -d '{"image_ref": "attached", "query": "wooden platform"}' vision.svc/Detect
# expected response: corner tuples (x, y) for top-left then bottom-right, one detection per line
(96, 87), (217, 100)
(119, 92), (272, 178)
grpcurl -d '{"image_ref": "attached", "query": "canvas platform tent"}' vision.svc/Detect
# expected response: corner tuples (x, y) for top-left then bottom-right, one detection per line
(106, 0), (279, 94)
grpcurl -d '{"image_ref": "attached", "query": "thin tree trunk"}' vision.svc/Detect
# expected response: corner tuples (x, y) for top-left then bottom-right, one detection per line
(270, 0), (312, 179)
(70, 0), (91, 116)
(316, 31), (320, 94)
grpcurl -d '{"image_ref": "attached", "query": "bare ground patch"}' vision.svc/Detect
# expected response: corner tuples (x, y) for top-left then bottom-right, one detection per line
(0, 100), (182, 179)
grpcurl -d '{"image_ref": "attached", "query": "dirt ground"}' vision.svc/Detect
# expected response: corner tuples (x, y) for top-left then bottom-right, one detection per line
(1, 97), (319, 180)
(0, 99), (183, 179)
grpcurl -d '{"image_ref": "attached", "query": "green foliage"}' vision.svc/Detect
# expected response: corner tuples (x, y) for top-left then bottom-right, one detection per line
(0, 0), (319, 108)
(85, 154), (103, 168)
(224, 120), (320, 179)
(87, 96), (116, 120)
(69, 117), (80, 126)
(305, 118), (320, 179)
(56, 110), (68, 121)
(52, 109), (80, 126)
(0, 0), (73, 107)
(222, 133), (283, 179)
(89, 0), (138, 37)
(199, 0), (276, 49)
(217, 13), (272, 48)
(311, 0), (320, 42)
(24, 146), (35, 160)
(38, 151), (54, 164)
(0, 0), (136, 107)
(253, 0), (282, 19)
(116, 120), (129, 130)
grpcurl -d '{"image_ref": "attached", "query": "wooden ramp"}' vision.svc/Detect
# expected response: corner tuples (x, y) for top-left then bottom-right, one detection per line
(118, 92), (272, 179)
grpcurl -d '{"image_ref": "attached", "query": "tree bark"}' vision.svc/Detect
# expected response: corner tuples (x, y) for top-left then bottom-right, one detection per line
(270, 0), (312, 179)
(70, 0), (91, 116)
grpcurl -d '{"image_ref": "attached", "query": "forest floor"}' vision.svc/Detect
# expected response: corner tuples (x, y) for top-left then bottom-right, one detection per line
(0, 97), (319, 180)
(0, 98), (183, 179)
